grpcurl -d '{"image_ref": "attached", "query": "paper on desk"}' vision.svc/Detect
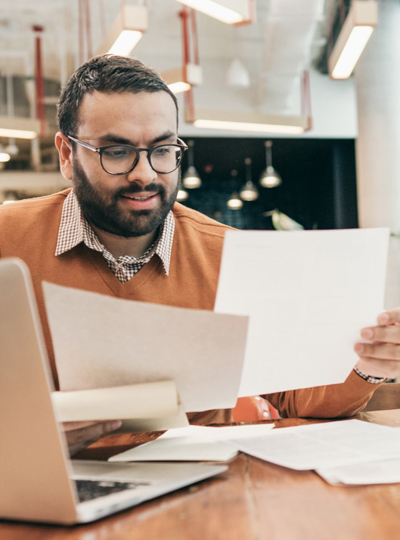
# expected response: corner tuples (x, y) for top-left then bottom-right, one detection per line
(109, 424), (274, 462)
(51, 380), (189, 431)
(43, 282), (248, 412)
(215, 229), (389, 396)
(316, 458), (400, 486)
(226, 420), (400, 471)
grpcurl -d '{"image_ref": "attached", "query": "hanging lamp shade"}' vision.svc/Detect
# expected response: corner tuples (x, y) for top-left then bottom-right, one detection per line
(259, 141), (282, 188)
(240, 158), (258, 201)
(183, 140), (202, 188)
(227, 192), (243, 210)
(226, 58), (250, 88)
(177, 188), (189, 201)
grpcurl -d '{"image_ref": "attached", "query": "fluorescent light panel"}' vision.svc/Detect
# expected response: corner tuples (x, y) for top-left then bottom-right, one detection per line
(97, 5), (148, 57)
(0, 117), (40, 140)
(191, 109), (308, 134)
(176, 0), (250, 25)
(162, 65), (203, 94)
(329, 0), (377, 80)
(108, 30), (143, 56)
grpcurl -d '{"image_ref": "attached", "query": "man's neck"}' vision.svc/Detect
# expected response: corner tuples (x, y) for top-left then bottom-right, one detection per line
(90, 224), (158, 259)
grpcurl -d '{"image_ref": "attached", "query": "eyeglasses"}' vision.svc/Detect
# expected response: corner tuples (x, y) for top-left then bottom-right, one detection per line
(67, 135), (188, 175)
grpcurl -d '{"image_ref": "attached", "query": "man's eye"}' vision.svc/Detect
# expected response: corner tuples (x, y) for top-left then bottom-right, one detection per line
(154, 147), (170, 156)
(104, 147), (129, 158)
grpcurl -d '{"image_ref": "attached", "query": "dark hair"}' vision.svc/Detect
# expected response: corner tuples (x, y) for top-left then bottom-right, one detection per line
(57, 54), (179, 136)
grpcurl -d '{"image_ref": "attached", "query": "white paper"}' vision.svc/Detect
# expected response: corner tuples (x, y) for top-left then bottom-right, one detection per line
(215, 229), (389, 395)
(51, 380), (189, 432)
(43, 282), (249, 412)
(227, 420), (400, 471)
(317, 458), (400, 486)
(109, 424), (274, 463)
(51, 381), (180, 421)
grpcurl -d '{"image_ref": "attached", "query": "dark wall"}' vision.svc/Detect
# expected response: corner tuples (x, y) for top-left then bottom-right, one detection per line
(179, 137), (358, 230)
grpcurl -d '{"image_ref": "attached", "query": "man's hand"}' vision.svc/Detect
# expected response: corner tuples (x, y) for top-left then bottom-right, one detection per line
(63, 420), (122, 456)
(354, 308), (400, 379)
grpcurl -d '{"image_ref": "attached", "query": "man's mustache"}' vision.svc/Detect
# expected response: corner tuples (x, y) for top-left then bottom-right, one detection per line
(117, 183), (166, 197)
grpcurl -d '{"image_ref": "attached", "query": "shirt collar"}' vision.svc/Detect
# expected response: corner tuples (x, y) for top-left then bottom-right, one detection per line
(55, 189), (174, 276)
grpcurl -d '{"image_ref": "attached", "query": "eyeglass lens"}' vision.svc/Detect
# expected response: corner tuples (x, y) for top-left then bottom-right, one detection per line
(101, 145), (183, 174)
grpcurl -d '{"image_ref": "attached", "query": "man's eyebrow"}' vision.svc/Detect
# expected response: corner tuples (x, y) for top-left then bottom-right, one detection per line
(150, 131), (176, 145)
(100, 131), (177, 146)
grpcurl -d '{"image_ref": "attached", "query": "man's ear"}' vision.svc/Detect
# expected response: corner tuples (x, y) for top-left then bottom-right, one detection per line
(55, 132), (73, 181)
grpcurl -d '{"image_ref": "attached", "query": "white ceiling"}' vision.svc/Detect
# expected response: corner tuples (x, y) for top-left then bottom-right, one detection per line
(0, 0), (334, 114)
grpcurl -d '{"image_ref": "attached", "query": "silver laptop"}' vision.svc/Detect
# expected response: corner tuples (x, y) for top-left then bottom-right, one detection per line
(0, 258), (227, 525)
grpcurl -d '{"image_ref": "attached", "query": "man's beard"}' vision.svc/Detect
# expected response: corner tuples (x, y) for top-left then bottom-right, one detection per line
(72, 159), (179, 238)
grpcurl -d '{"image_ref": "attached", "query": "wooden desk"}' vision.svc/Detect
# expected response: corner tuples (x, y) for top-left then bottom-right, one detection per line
(2, 413), (400, 540)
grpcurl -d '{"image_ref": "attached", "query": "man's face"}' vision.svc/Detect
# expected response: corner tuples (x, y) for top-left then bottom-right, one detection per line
(70, 90), (180, 238)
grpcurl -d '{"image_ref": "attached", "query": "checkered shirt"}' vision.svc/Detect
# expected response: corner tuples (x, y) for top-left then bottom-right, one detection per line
(55, 190), (174, 283)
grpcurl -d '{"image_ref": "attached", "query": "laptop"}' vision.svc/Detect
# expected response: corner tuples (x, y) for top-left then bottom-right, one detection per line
(0, 258), (227, 525)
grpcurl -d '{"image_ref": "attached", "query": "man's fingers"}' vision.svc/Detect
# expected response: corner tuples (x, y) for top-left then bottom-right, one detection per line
(377, 308), (400, 326)
(361, 325), (400, 345)
(354, 342), (400, 361)
(63, 420), (103, 432)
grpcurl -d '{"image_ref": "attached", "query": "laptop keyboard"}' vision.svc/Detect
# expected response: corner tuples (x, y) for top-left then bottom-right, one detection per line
(76, 479), (151, 503)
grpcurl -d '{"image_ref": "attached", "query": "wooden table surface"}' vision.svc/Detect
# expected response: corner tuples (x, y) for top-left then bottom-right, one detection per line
(2, 412), (400, 540)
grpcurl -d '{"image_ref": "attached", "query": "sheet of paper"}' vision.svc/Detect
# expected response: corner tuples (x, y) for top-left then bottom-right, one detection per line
(51, 381), (180, 421)
(43, 282), (248, 412)
(109, 424), (274, 462)
(316, 458), (400, 486)
(116, 408), (189, 433)
(51, 380), (189, 431)
(215, 228), (389, 395)
(226, 420), (400, 471)
(156, 424), (275, 441)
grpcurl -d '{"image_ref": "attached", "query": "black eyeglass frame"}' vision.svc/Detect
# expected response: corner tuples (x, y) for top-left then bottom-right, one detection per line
(67, 135), (188, 175)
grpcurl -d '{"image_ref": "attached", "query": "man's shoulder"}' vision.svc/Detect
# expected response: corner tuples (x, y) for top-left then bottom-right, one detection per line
(172, 202), (233, 239)
(0, 189), (71, 221)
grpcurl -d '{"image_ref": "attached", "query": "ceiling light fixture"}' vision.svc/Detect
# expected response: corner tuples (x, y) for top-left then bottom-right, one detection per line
(0, 117), (40, 140)
(162, 64), (203, 95)
(0, 149), (11, 163)
(240, 158), (258, 201)
(191, 109), (308, 134)
(183, 140), (201, 189)
(260, 141), (282, 188)
(96, 4), (148, 57)
(2, 191), (18, 204)
(175, 0), (254, 25)
(162, 8), (202, 96)
(226, 58), (250, 88)
(328, 0), (378, 80)
(227, 192), (243, 210)
(177, 188), (189, 202)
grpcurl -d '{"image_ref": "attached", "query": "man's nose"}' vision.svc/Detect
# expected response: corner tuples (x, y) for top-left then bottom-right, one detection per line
(126, 151), (156, 187)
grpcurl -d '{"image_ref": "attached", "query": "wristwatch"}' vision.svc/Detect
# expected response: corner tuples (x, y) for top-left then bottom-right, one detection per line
(353, 366), (387, 384)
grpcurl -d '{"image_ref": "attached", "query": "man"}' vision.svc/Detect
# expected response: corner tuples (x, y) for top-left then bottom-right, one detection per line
(0, 55), (399, 454)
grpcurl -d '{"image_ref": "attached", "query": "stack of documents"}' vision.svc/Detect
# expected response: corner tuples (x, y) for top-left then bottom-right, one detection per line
(222, 419), (400, 485)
